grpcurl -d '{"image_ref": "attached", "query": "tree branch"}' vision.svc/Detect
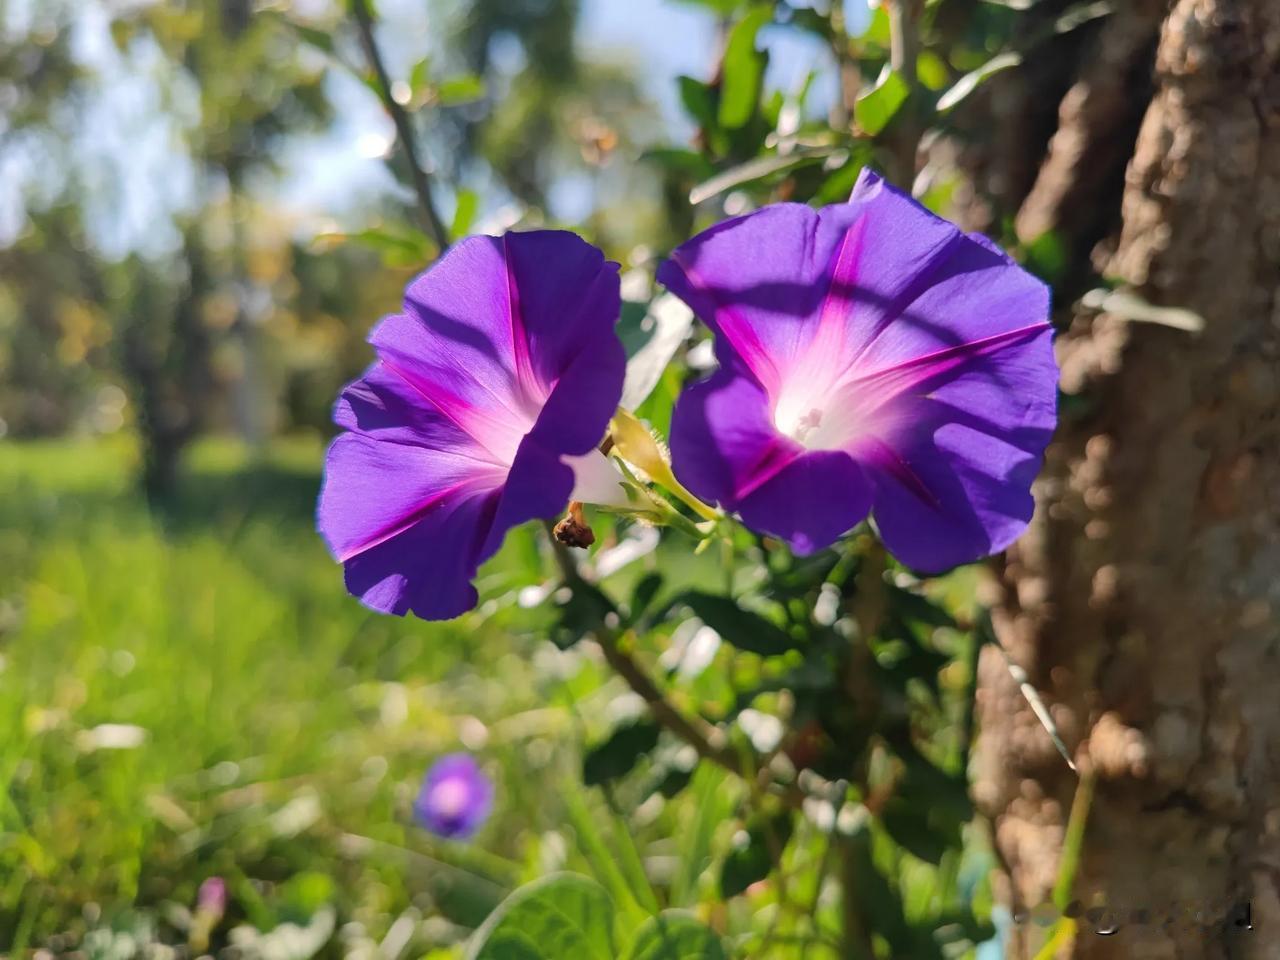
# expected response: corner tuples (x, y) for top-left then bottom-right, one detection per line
(349, 0), (450, 251)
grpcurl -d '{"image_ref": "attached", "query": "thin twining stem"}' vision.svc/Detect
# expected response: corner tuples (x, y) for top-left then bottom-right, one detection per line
(349, 0), (451, 250)
(545, 524), (842, 811)
(544, 525), (736, 771)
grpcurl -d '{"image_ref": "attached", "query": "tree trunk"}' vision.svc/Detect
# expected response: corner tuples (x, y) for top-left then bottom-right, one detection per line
(974, 1), (1280, 957)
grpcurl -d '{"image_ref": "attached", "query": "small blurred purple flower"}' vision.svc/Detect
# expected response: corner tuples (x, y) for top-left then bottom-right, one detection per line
(415, 753), (494, 840)
(659, 169), (1058, 570)
(196, 876), (227, 918)
(318, 232), (626, 619)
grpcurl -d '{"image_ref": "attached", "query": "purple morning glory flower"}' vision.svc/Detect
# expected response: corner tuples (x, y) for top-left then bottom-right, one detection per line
(318, 231), (626, 619)
(659, 170), (1057, 571)
(414, 753), (494, 839)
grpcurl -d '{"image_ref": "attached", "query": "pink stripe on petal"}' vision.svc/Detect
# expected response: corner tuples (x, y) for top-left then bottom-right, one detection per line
(859, 438), (942, 511)
(846, 321), (1051, 400)
(380, 356), (530, 466)
(335, 477), (496, 563)
(502, 233), (540, 401)
(808, 213), (867, 365)
(732, 436), (804, 501)
(670, 248), (781, 394)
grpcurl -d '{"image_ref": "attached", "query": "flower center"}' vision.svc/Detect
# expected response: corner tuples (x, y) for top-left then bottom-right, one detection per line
(429, 777), (471, 819)
(774, 389), (836, 449)
(773, 376), (869, 452)
(790, 408), (825, 445)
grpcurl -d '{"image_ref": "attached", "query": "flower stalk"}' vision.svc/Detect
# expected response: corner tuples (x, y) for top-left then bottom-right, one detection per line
(609, 409), (719, 523)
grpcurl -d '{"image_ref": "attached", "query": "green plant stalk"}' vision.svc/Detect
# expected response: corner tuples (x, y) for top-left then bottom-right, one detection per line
(1032, 919), (1077, 960)
(1031, 767), (1096, 959)
(602, 783), (662, 915)
(662, 475), (720, 523)
(1053, 767), (1096, 909)
(563, 785), (650, 931)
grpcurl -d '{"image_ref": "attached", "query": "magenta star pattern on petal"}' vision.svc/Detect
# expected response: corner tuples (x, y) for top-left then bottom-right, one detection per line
(660, 170), (1058, 570)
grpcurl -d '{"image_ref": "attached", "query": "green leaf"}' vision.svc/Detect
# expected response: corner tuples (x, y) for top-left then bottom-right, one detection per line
(562, 790), (649, 931)
(842, 828), (925, 957)
(718, 5), (773, 129)
(676, 76), (718, 131)
(861, 6), (891, 45)
(719, 810), (793, 897)
(880, 799), (961, 864)
(582, 718), (661, 786)
(885, 583), (957, 629)
(916, 50), (950, 91)
(688, 148), (835, 205)
(886, 730), (972, 824)
(409, 56), (432, 96)
(315, 225), (435, 267)
(812, 145), (873, 205)
(465, 874), (615, 960)
(935, 51), (1021, 114)
(450, 190), (479, 240)
(436, 74), (486, 106)
(855, 70), (909, 136)
(628, 573), (664, 627)
(646, 763), (694, 801)
(676, 592), (797, 657)
(552, 582), (618, 650)
(1021, 228), (1068, 285)
(625, 913), (727, 960)
(620, 294), (695, 409)
(671, 767), (739, 906)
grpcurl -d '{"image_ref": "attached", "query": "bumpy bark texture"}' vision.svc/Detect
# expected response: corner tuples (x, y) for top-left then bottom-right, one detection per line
(974, 1), (1280, 957)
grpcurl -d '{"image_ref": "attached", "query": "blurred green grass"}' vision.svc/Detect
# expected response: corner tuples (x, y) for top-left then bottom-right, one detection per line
(0, 436), (611, 952)
(0, 438), (992, 959)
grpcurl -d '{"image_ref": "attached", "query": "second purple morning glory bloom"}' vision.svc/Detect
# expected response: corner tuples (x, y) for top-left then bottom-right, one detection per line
(415, 753), (494, 839)
(660, 170), (1058, 571)
(318, 231), (626, 619)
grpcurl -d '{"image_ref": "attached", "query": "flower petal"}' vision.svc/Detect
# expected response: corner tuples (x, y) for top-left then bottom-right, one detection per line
(341, 491), (500, 620)
(664, 170), (1056, 566)
(853, 230), (1050, 377)
(670, 355), (872, 554)
(657, 203), (864, 396)
(477, 329), (628, 558)
(322, 231), (626, 620)
(738, 449), (872, 555)
(478, 437), (573, 561)
(832, 170), (965, 364)
(376, 237), (536, 439)
(369, 231), (621, 464)
(868, 330), (1056, 573)
(669, 351), (791, 510)
(527, 329), (628, 456)
(317, 433), (503, 618)
(334, 360), (496, 460)
(501, 230), (623, 386)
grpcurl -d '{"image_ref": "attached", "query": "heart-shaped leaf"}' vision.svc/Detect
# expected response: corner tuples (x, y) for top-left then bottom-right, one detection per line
(465, 873), (615, 960)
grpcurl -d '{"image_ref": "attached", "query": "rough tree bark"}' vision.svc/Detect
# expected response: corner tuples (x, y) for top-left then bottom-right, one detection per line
(974, 1), (1280, 958)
